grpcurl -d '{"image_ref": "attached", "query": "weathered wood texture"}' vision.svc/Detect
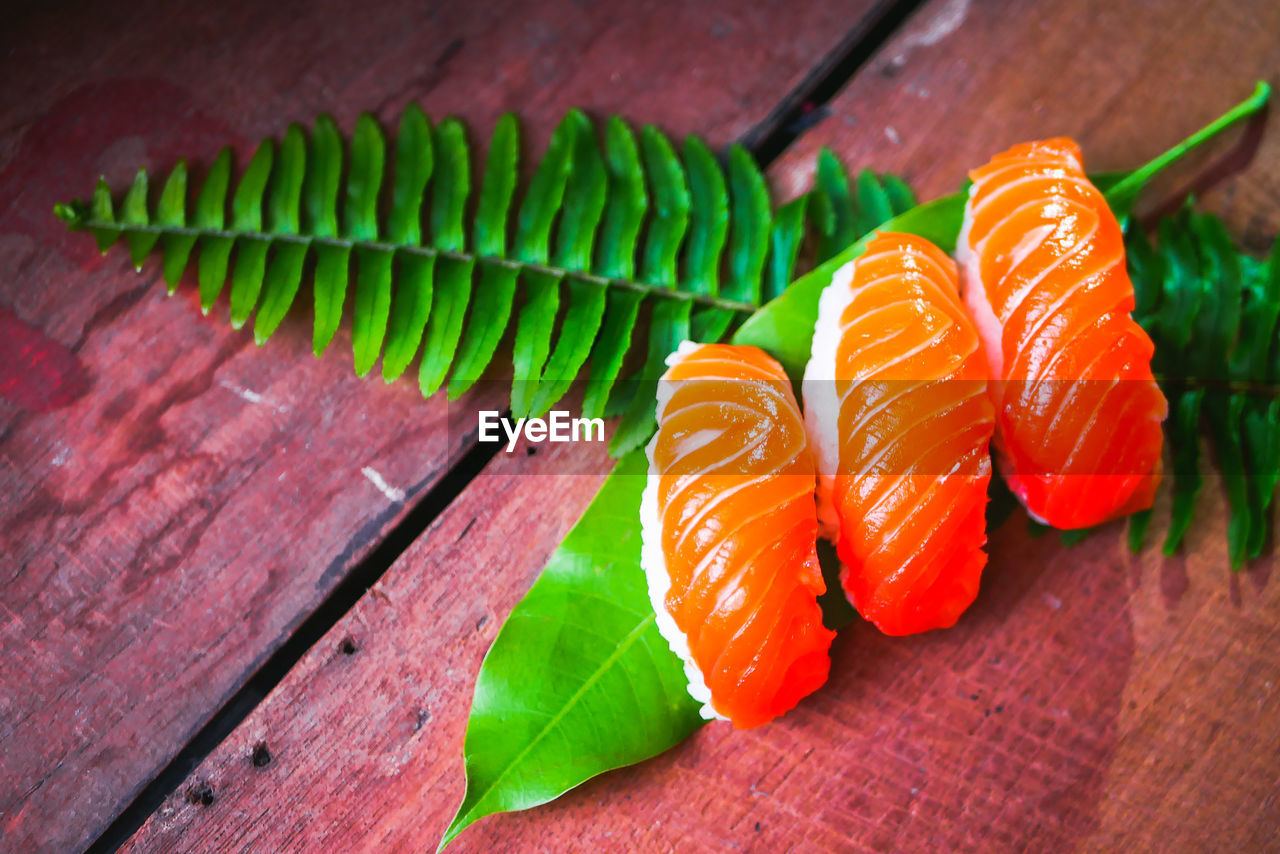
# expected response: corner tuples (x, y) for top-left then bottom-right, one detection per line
(0, 1), (891, 850)
(119, 0), (1280, 852)
(770, 0), (1280, 246)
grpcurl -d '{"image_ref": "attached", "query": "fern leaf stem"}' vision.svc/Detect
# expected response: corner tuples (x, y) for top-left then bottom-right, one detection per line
(1105, 81), (1270, 222)
(72, 219), (761, 315)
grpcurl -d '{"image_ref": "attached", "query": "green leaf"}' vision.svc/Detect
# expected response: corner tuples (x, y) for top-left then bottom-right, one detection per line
(1189, 212), (1241, 380)
(725, 144), (770, 304)
(581, 289), (643, 420)
(510, 271), (561, 418)
(638, 125), (689, 288)
(192, 149), (233, 312)
(431, 118), (470, 253)
(382, 253), (436, 382)
(255, 243), (308, 345)
(1232, 236), (1280, 381)
(345, 114), (385, 242)
(1164, 388), (1205, 555)
(268, 124), (307, 235)
(528, 279), (608, 417)
(807, 184), (834, 241)
(228, 238), (270, 329)
(815, 147), (854, 261)
(122, 169), (157, 270)
(594, 117), (647, 280)
(197, 243), (235, 313)
(419, 257), (473, 397)
(554, 110), (607, 272)
(1206, 391), (1251, 568)
(255, 126), (308, 343)
(1126, 222), (1163, 320)
(514, 114), (574, 264)
(352, 247), (395, 376)
(226, 140), (276, 328)
(195, 148), (232, 230)
(1242, 398), (1280, 558)
(853, 169), (892, 238)
(765, 194), (807, 302)
(387, 105), (433, 247)
(882, 173), (916, 215)
(1127, 509), (1152, 554)
(680, 135), (727, 296)
(231, 140), (275, 231)
(347, 116), (390, 373)
(439, 450), (703, 851)
(157, 161), (193, 291)
(445, 116), (519, 397)
(522, 113), (611, 415)
(308, 115), (346, 353)
(1059, 526), (1099, 547)
(505, 115), (582, 415)
(610, 298), (691, 457)
(312, 244), (352, 354)
(447, 262), (516, 397)
(414, 118), (473, 395)
(690, 306), (734, 343)
(471, 113), (517, 259)
(88, 177), (118, 252)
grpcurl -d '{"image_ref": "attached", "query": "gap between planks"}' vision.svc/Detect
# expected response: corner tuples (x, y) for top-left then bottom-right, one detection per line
(84, 1), (931, 849)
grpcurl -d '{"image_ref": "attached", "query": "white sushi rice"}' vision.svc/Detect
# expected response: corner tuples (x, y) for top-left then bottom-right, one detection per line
(801, 259), (858, 541)
(954, 181), (1007, 383)
(955, 179), (1051, 527)
(640, 340), (726, 722)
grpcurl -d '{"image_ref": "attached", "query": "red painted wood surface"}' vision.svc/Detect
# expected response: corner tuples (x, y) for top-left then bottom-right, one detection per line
(0, 1), (892, 850)
(6, 0), (1280, 851)
(119, 2), (1280, 852)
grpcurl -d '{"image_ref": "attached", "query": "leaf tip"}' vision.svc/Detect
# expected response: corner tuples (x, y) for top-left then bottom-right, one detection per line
(53, 201), (82, 226)
(436, 821), (463, 853)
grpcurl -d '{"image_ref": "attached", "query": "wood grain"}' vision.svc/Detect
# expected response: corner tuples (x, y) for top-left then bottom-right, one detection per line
(116, 0), (1280, 851)
(0, 0), (891, 850)
(123, 439), (616, 853)
(769, 0), (1280, 246)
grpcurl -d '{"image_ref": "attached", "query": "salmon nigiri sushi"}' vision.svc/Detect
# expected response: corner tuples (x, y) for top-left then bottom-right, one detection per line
(641, 342), (833, 728)
(803, 232), (996, 636)
(956, 139), (1167, 529)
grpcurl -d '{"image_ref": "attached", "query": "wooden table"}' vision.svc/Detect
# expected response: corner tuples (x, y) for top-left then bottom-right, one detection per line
(2, 0), (1277, 851)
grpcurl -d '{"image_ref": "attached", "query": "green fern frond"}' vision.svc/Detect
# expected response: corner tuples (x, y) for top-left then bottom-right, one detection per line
(55, 108), (913, 454)
(1126, 204), (1280, 567)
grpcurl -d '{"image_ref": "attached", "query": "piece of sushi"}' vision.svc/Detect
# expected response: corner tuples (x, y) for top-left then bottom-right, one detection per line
(955, 138), (1167, 530)
(803, 232), (996, 636)
(640, 342), (833, 728)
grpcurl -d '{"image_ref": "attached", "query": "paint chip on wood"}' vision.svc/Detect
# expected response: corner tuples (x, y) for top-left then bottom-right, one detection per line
(362, 467), (406, 503)
(219, 379), (266, 405)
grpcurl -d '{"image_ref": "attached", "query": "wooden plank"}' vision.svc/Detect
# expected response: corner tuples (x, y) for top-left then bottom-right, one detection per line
(122, 440), (616, 853)
(117, 0), (1280, 851)
(0, 1), (896, 851)
(769, 0), (1280, 244)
